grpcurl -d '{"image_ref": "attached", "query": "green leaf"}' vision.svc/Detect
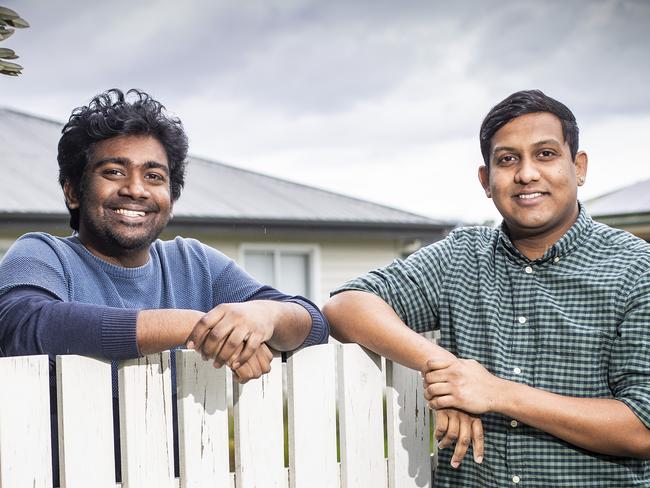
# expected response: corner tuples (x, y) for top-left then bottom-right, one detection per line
(0, 7), (19, 20)
(0, 27), (14, 41)
(0, 58), (22, 71)
(0, 47), (17, 59)
(7, 17), (29, 28)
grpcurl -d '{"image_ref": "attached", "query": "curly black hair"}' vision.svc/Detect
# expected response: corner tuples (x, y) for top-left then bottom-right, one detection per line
(57, 88), (188, 230)
(479, 89), (579, 166)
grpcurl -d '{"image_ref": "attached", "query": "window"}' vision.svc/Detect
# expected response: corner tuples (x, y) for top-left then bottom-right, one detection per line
(240, 244), (320, 302)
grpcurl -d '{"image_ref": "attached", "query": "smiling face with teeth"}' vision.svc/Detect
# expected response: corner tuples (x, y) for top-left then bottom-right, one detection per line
(478, 112), (588, 258)
(64, 134), (172, 267)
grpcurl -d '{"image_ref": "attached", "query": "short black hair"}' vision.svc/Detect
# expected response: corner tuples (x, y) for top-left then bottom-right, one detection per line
(57, 88), (188, 230)
(479, 89), (579, 166)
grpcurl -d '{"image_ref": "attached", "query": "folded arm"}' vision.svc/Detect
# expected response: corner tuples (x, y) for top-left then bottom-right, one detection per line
(425, 358), (650, 458)
(323, 290), (455, 369)
(324, 290), (484, 467)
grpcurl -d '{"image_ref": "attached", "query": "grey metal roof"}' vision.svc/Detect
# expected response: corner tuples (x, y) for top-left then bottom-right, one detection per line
(585, 179), (650, 218)
(0, 107), (449, 230)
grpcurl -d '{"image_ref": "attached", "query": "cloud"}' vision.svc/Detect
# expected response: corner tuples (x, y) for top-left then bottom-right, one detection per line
(2, 0), (649, 222)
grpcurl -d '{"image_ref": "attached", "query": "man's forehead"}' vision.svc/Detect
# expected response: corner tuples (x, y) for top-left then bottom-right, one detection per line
(89, 134), (169, 166)
(491, 112), (566, 149)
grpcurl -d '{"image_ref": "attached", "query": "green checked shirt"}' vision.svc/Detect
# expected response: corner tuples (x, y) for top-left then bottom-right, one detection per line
(333, 204), (650, 487)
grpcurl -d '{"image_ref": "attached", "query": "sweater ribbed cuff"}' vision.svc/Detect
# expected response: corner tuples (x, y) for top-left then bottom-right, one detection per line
(100, 308), (140, 359)
(290, 298), (329, 348)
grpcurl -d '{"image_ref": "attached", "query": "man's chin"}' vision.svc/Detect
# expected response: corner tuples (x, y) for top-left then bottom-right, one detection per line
(107, 230), (163, 251)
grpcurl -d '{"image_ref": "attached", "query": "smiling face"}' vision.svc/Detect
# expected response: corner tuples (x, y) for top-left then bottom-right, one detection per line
(64, 134), (172, 267)
(478, 112), (588, 255)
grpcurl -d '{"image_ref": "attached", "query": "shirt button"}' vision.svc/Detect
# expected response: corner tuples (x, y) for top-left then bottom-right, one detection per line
(524, 266), (533, 274)
(553, 256), (560, 263)
(513, 367), (522, 375)
(517, 316), (527, 325)
(511, 420), (518, 428)
(512, 475), (521, 484)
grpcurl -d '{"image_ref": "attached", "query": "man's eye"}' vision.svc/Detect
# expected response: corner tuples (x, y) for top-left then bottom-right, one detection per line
(538, 150), (555, 159)
(146, 173), (166, 182)
(498, 155), (517, 164)
(103, 169), (124, 177)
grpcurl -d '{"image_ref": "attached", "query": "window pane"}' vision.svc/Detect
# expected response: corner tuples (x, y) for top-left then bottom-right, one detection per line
(244, 251), (275, 285)
(279, 252), (309, 297)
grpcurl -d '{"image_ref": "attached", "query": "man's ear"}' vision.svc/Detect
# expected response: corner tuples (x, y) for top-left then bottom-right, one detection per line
(575, 151), (588, 187)
(478, 165), (491, 198)
(63, 180), (80, 209)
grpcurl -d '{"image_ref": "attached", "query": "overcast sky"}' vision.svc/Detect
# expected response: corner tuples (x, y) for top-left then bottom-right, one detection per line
(2, 0), (649, 224)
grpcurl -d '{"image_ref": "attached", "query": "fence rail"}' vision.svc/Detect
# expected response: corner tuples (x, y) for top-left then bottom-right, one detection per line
(0, 343), (436, 488)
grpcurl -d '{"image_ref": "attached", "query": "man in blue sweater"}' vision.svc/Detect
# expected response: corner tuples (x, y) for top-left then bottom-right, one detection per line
(0, 88), (328, 484)
(0, 88), (327, 374)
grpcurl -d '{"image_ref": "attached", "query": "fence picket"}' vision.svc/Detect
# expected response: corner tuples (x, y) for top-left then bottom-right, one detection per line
(0, 355), (52, 488)
(176, 350), (230, 487)
(56, 355), (114, 488)
(119, 352), (175, 488)
(233, 354), (285, 488)
(287, 344), (339, 488)
(337, 344), (386, 488)
(386, 360), (432, 488)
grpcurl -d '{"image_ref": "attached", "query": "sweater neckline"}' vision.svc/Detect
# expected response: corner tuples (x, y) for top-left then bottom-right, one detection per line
(68, 236), (155, 279)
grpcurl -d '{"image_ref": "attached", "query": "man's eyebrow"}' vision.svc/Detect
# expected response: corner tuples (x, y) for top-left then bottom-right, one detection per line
(531, 139), (562, 148)
(143, 161), (170, 175)
(492, 146), (518, 154)
(92, 158), (169, 175)
(91, 157), (129, 169)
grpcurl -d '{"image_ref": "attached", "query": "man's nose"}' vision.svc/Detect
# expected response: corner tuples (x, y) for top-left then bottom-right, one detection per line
(118, 175), (150, 199)
(514, 157), (540, 185)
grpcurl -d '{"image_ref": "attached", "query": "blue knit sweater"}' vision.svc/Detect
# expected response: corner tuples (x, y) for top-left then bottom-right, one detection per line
(0, 232), (328, 359)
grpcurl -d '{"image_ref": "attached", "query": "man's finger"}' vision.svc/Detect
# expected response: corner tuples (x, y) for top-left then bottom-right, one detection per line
(216, 327), (249, 364)
(472, 417), (485, 464)
(437, 411), (459, 450)
(217, 341), (244, 368)
(429, 394), (454, 410)
(234, 353), (263, 383)
(450, 414), (472, 469)
(424, 370), (447, 385)
(231, 333), (262, 369)
(434, 410), (450, 441)
(261, 343), (273, 362)
(185, 307), (226, 350)
(424, 382), (452, 401)
(425, 359), (455, 372)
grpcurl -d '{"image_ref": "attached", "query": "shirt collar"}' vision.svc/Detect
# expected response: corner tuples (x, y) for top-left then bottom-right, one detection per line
(497, 201), (593, 263)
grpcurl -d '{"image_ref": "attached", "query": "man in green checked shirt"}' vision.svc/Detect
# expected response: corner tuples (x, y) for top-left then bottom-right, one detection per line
(324, 90), (650, 487)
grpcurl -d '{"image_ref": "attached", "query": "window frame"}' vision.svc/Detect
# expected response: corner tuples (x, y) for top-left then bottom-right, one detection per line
(238, 243), (321, 303)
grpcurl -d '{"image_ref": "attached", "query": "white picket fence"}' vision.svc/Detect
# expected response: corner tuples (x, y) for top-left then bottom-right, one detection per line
(0, 343), (436, 488)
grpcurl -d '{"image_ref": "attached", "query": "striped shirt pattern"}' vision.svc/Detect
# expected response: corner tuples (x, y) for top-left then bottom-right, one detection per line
(334, 205), (650, 487)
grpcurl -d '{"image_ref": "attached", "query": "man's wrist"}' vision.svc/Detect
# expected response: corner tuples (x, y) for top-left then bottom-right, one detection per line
(489, 376), (520, 415)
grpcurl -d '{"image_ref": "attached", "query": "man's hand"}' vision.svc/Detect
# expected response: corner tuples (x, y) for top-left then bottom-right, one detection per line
(435, 409), (484, 468)
(231, 343), (274, 384)
(424, 358), (501, 414)
(186, 302), (275, 369)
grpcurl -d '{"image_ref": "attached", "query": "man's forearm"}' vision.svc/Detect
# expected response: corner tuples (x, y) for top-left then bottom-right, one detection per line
(427, 358), (650, 459)
(263, 300), (313, 351)
(495, 378), (650, 458)
(323, 290), (455, 371)
(136, 309), (204, 355)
